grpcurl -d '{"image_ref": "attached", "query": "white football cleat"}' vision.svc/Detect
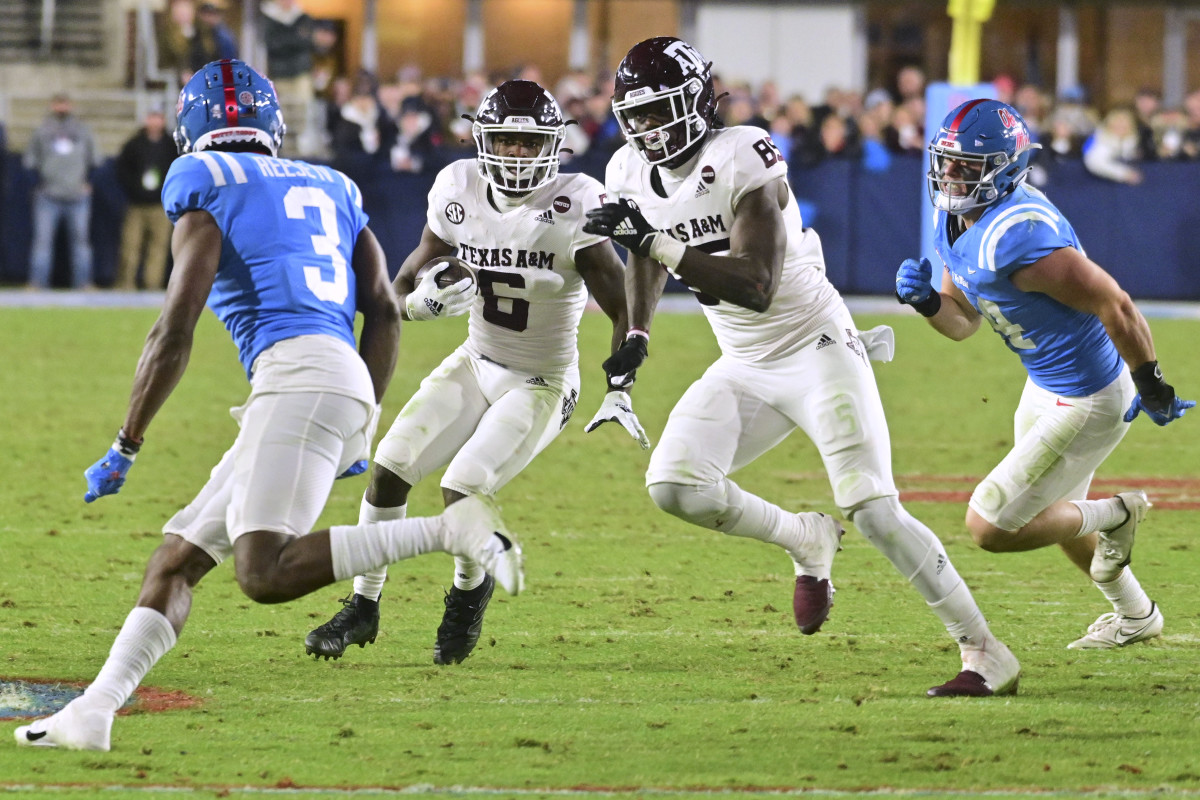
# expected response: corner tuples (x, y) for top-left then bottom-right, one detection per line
(928, 637), (1021, 697)
(15, 698), (113, 751)
(782, 512), (844, 581)
(1067, 603), (1164, 650)
(442, 494), (524, 595)
(1091, 491), (1149, 583)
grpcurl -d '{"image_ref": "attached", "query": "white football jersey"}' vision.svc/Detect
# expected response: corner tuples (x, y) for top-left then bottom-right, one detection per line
(427, 159), (607, 374)
(605, 126), (844, 362)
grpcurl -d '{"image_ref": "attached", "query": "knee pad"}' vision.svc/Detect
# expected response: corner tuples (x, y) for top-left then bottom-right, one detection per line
(648, 481), (739, 532)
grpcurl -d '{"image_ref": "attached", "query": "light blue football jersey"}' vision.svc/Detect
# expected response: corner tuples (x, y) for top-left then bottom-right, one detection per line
(162, 151), (368, 378)
(933, 184), (1123, 396)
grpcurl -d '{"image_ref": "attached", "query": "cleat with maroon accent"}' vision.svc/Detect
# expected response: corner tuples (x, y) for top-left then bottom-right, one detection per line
(793, 576), (834, 635)
(928, 638), (1020, 697)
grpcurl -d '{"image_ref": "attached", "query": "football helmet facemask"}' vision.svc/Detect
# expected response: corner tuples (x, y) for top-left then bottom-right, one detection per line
(174, 59), (286, 157)
(472, 80), (566, 195)
(613, 37), (716, 167)
(927, 98), (1041, 214)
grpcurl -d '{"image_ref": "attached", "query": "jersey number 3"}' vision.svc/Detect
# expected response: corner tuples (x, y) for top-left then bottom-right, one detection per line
(284, 185), (349, 304)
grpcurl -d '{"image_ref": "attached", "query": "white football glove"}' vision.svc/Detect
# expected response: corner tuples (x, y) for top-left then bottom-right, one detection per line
(405, 266), (474, 321)
(584, 390), (651, 450)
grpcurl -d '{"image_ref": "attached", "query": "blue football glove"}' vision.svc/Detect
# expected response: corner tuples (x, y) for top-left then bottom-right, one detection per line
(84, 434), (139, 503)
(1124, 361), (1194, 426)
(896, 257), (934, 305)
(338, 460), (369, 479)
(1124, 394), (1195, 426)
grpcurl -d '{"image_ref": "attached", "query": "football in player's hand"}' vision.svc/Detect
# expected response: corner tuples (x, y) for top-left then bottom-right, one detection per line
(417, 256), (476, 289)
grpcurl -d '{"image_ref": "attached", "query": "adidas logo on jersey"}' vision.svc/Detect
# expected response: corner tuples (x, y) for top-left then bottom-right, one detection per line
(534, 209), (555, 225)
(815, 333), (836, 350)
(694, 182), (710, 198)
(526, 376), (548, 387)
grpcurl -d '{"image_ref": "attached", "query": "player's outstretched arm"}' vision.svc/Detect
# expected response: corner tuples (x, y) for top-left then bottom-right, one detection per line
(352, 225), (401, 405)
(576, 240), (631, 376)
(84, 210), (221, 502)
(1012, 247), (1193, 425)
(896, 257), (981, 340)
(577, 240), (651, 449)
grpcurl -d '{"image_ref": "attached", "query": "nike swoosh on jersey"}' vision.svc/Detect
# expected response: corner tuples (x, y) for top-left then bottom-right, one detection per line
(1056, 399), (1074, 407)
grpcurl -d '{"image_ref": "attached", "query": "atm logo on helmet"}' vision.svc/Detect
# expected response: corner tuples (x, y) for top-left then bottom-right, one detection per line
(996, 108), (1029, 149)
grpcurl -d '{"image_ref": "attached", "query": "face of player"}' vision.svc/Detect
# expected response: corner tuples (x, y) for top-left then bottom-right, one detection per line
(490, 131), (547, 159)
(624, 97), (685, 156)
(936, 155), (984, 199)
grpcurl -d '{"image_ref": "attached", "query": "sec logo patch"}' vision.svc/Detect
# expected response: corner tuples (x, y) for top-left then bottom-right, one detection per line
(553, 196), (571, 214)
(701, 165), (715, 184)
(445, 202), (465, 224)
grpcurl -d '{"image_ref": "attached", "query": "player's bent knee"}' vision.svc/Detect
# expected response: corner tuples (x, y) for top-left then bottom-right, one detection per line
(366, 462), (410, 508)
(965, 509), (1010, 551)
(647, 481), (728, 529)
(231, 531), (292, 604)
(145, 534), (216, 588)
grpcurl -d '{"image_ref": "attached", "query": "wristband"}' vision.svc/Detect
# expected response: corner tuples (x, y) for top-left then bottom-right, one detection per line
(1131, 361), (1168, 396)
(115, 428), (142, 458)
(648, 234), (686, 271)
(896, 289), (942, 318)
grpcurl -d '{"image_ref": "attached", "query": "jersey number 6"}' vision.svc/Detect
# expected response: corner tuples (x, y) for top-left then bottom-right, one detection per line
(477, 269), (530, 332)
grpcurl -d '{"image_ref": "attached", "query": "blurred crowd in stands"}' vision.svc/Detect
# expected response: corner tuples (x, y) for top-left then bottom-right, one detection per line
(8, 0), (1200, 290)
(145, 0), (1200, 180)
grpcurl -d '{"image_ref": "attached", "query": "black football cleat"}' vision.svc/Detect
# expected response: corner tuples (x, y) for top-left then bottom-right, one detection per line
(433, 574), (495, 665)
(305, 593), (380, 660)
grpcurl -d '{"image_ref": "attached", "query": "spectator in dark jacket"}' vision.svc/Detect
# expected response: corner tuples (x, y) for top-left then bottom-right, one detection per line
(197, 2), (237, 61)
(114, 108), (178, 290)
(262, 0), (314, 105)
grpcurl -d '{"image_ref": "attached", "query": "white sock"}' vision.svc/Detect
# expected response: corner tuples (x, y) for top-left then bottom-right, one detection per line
(453, 557), (487, 591)
(1095, 567), (1154, 619)
(853, 497), (991, 649)
(725, 482), (787, 543)
(80, 607), (177, 715)
(352, 499), (406, 600)
(1070, 497), (1128, 537)
(929, 581), (991, 650)
(329, 516), (447, 580)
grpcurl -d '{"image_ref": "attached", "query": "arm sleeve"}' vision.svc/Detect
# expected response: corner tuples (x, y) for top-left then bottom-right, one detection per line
(161, 155), (220, 222)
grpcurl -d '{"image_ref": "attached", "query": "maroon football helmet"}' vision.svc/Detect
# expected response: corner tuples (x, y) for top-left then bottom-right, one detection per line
(471, 80), (566, 194)
(613, 37), (716, 167)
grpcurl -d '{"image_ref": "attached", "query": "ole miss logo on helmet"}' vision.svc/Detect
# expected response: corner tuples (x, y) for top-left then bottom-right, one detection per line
(996, 107), (1029, 150)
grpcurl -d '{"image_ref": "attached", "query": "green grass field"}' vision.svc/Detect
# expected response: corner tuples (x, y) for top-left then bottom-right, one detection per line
(2, 305), (1198, 799)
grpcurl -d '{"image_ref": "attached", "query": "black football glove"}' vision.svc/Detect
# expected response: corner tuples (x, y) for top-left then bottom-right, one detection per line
(603, 334), (649, 390)
(584, 199), (657, 257)
(1125, 361), (1195, 426)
